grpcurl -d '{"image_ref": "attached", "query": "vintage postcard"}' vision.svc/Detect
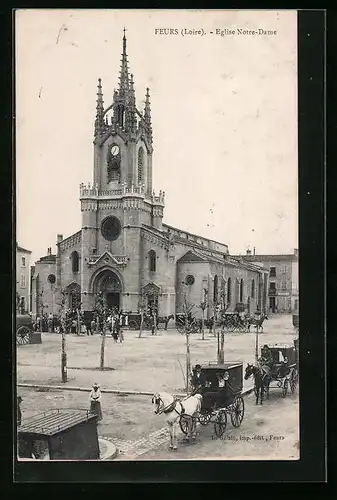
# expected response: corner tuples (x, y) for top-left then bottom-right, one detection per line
(15, 9), (299, 464)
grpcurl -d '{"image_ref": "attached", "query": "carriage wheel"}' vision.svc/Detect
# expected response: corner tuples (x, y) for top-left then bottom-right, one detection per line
(179, 414), (189, 435)
(16, 326), (30, 345)
(214, 410), (227, 438)
(179, 414), (196, 435)
(230, 397), (245, 428)
(282, 378), (289, 397)
(177, 325), (184, 334)
(128, 320), (138, 330)
(290, 370), (298, 393)
(199, 412), (212, 426)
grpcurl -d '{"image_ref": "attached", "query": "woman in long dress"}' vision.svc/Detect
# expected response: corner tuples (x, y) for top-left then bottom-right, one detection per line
(89, 383), (102, 421)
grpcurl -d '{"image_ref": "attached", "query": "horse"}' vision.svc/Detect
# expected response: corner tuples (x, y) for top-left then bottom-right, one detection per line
(247, 314), (268, 332)
(244, 363), (270, 405)
(157, 314), (174, 331)
(152, 391), (202, 450)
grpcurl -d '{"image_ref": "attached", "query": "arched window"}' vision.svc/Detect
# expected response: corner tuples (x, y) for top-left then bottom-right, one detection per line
(213, 275), (218, 303)
(227, 277), (232, 304)
(138, 147), (144, 184)
(148, 249), (156, 272)
(240, 279), (244, 302)
(71, 251), (79, 273)
(117, 105), (125, 127)
(251, 279), (255, 298)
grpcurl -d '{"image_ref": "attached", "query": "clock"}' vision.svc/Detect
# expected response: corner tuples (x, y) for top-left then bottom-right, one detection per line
(111, 145), (120, 157)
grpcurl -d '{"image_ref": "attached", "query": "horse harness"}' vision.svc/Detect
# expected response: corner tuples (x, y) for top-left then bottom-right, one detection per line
(157, 397), (186, 416)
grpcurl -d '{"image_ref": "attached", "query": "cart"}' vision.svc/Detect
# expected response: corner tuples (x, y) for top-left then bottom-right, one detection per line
(179, 362), (245, 439)
(18, 409), (100, 460)
(259, 343), (299, 398)
(16, 314), (42, 345)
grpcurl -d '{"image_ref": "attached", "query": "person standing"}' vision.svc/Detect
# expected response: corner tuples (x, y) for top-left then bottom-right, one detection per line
(89, 383), (102, 421)
(17, 396), (22, 426)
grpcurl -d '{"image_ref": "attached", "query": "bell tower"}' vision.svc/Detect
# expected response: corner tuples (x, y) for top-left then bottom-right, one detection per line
(91, 28), (155, 196)
(79, 30), (165, 265)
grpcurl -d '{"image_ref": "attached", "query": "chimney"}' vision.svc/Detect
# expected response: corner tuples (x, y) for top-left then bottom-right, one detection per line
(47, 247), (51, 256)
(246, 249), (252, 256)
(57, 234), (63, 244)
(253, 247), (256, 256)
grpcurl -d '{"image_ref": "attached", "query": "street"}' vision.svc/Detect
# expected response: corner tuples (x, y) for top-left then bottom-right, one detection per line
(17, 314), (299, 460)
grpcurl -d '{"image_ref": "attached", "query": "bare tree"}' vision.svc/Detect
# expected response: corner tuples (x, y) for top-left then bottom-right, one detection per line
(59, 289), (68, 383)
(138, 294), (147, 338)
(197, 287), (208, 340)
(182, 295), (195, 393)
(38, 288), (45, 331)
(94, 292), (109, 370)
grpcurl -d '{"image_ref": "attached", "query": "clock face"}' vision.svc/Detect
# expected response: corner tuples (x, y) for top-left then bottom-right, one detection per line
(111, 145), (120, 157)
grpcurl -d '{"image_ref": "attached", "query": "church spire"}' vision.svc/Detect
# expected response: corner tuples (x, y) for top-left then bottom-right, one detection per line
(118, 28), (130, 98)
(144, 87), (153, 142)
(126, 73), (137, 133)
(94, 78), (105, 136)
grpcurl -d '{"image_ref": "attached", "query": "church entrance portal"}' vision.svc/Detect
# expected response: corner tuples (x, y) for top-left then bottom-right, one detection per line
(95, 271), (122, 312)
(106, 292), (120, 310)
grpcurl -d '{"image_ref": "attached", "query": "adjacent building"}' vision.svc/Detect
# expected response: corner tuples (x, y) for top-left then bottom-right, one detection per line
(31, 32), (269, 320)
(16, 243), (32, 314)
(233, 249), (299, 313)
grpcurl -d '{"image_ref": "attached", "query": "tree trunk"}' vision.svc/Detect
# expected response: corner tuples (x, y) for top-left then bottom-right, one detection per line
(217, 330), (220, 363)
(201, 310), (205, 340)
(186, 332), (191, 393)
(219, 330), (225, 364)
(154, 314), (157, 335)
(213, 307), (216, 337)
(255, 328), (259, 363)
(100, 325), (106, 370)
(61, 330), (67, 383)
(138, 311), (144, 338)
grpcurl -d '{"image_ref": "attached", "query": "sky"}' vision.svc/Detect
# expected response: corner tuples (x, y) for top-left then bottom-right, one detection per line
(16, 9), (298, 265)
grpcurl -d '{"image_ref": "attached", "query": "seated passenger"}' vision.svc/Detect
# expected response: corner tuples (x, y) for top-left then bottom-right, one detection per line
(258, 344), (274, 377)
(190, 364), (206, 394)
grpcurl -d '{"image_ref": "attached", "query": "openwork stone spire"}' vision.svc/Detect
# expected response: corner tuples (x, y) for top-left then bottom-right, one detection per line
(144, 87), (153, 142)
(118, 28), (130, 99)
(126, 73), (137, 133)
(94, 78), (105, 136)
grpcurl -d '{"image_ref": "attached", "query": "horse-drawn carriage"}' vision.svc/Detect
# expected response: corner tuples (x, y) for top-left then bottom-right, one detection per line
(128, 313), (174, 331)
(179, 362), (245, 438)
(266, 342), (298, 396)
(246, 340), (299, 403)
(219, 312), (268, 333)
(16, 314), (42, 345)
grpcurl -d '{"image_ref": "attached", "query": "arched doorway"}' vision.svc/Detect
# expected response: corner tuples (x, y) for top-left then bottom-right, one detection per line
(94, 270), (122, 311)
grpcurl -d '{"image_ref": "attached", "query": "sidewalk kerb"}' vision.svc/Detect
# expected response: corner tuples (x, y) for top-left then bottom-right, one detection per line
(17, 383), (254, 398)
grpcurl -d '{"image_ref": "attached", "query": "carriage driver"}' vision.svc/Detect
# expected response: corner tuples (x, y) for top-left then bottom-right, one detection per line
(258, 344), (274, 376)
(190, 364), (207, 395)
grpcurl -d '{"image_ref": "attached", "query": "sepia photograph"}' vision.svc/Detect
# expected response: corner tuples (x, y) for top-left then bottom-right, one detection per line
(15, 9), (300, 464)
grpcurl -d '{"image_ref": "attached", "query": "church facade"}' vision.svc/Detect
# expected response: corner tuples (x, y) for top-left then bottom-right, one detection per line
(31, 32), (268, 320)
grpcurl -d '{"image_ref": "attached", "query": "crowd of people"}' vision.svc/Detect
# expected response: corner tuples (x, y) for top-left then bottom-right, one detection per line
(32, 309), (129, 341)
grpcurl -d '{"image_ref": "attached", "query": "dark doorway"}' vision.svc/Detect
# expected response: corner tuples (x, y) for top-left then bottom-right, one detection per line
(269, 297), (276, 313)
(106, 292), (120, 310)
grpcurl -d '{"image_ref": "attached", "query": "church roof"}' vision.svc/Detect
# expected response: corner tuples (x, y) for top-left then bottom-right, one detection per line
(36, 254), (56, 263)
(16, 243), (31, 254)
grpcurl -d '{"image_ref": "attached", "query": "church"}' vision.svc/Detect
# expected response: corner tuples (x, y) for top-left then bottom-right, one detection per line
(31, 31), (269, 321)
